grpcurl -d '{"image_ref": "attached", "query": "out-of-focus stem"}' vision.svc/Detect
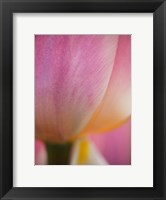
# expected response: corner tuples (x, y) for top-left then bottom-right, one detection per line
(46, 142), (72, 165)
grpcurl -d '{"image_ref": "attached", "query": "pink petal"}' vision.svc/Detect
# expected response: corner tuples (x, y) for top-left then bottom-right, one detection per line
(81, 35), (131, 134)
(35, 140), (47, 165)
(35, 35), (118, 143)
(89, 118), (131, 165)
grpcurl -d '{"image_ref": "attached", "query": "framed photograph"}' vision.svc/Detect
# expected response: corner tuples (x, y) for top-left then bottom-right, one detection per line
(0, 0), (166, 199)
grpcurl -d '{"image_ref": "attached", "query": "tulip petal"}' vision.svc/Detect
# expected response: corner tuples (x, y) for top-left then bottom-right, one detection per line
(70, 138), (108, 165)
(35, 140), (47, 165)
(89, 118), (131, 165)
(35, 35), (119, 143)
(80, 35), (131, 135)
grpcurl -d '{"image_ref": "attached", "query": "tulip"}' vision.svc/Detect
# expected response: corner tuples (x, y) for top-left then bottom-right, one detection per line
(35, 35), (131, 164)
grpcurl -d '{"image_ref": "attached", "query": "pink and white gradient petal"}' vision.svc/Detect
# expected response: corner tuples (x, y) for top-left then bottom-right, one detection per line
(35, 35), (119, 143)
(35, 140), (47, 165)
(81, 35), (131, 135)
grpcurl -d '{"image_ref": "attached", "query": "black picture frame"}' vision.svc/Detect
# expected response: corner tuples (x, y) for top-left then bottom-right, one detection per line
(0, 0), (166, 199)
